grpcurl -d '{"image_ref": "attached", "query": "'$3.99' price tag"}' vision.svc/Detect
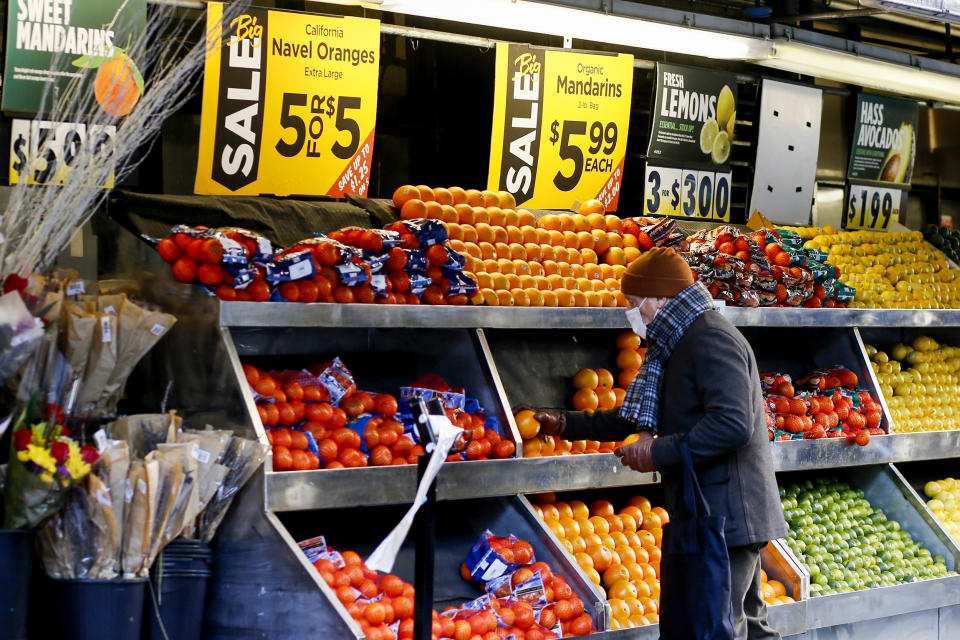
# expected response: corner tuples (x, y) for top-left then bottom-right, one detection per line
(644, 165), (731, 222)
(845, 185), (902, 231)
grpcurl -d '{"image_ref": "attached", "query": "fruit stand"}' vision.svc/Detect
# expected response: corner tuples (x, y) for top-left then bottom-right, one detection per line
(106, 210), (960, 639)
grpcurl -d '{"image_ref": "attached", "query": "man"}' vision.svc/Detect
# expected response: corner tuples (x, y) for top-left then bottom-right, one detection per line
(529, 247), (786, 640)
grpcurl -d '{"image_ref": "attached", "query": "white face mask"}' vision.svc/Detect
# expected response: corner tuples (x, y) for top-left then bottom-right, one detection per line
(625, 307), (648, 339)
(624, 297), (667, 340)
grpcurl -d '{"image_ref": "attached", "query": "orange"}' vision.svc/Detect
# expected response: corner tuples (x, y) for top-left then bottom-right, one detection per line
(580, 199), (605, 215)
(559, 215), (577, 232)
(553, 246), (570, 263)
(511, 288), (530, 306)
(605, 215), (623, 232)
(623, 234), (640, 250)
(586, 291), (604, 308)
(585, 212), (606, 229)
(624, 246), (641, 264)
(475, 273), (493, 289)
(573, 368), (599, 390)
(571, 214), (591, 233)
(768, 580), (786, 597)
(522, 438), (541, 457)
(615, 545), (637, 565)
(522, 227), (540, 244)
(509, 244), (526, 261)
(498, 191), (518, 209)
(475, 222), (494, 244)
(617, 369), (639, 389)
(497, 258), (515, 275)
(525, 288), (544, 306)
(481, 190), (500, 207)
(641, 513), (663, 531)
(478, 242), (496, 260)
(593, 368), (614, 389)
(628, 495), (652, 512)
(567, 250), (583, 266)
(518, 210), (536, 226)
(515, 410), (541, 439)
(472, 206), (489, 224)
(400, 199), (427, 220)
(581, 248), (599, 265)
(591, 280), (606, 293)
(462, 226), (478, 244)
(556, 289), (576, 307)
(546, 274), (565, 290)
(492, 226), (509, 244)
(504, 210), (520, 227)
(576, 277), (593, 292)
(524, 243), (542, 262)
(608, 580), (638, 600)
(604, 247), (627, 266)
(540, 245), (556, 262)
(563, 230), (580, 249)
(542, 290), (559, 307)
(517, 274), (536, 289)
(465, 189), (484, 206)
(433, 187), (454, 206)
(591, 229), (610, 255)
(539, 214), (560, 230)
(424, 202), (444, 220)
(587, 544), (615, 572)
(652, 506), (670, 524)
(616, 331), (640, 349)
(617, 349), (644, 370)
(506, 225), (523, 244)
(462, 243), (481, 259)
(480, 289), (499, 306)
(613, 388), (627, 406)
(537, 229), (552, 244)
(590, 500), (615, 517)
(572, 290), (588, 307)
(603, 563), (631, 588)
(529, 264), (546, 279)
(513, 260), (530, 276)
(496, 290), (514, 306)
(393, 185), (420, 208)
(577, 231), (595, 250)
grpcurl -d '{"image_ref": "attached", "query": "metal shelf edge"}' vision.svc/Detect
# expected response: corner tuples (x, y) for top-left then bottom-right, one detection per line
(219, 302), (960, 329)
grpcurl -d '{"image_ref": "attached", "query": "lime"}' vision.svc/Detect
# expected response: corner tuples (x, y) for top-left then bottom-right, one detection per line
(711, 131), (731, 165)
(700, 118), (719, 155)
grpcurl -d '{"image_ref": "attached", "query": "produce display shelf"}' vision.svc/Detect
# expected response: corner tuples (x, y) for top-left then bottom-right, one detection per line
(218, 301), (960, 330)
(265, 456), (659, 512)
(264, 432), (960, 511)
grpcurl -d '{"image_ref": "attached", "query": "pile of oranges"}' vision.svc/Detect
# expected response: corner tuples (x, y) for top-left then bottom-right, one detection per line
(531, 494), (666, 629)
(761, 564), (795, 606)
(392, 185), (631, 307)
(613, 330), (646, 395)
(515, 409), (630, 458)
(568, 330), (645, 411)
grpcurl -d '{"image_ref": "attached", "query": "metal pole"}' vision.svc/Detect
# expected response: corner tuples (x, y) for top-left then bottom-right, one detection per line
(412, 453), (437, 640)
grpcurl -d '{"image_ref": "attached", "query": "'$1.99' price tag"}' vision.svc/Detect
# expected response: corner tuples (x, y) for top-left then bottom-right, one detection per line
(644, 165), (731, 222)
(845, 185), (902, 231)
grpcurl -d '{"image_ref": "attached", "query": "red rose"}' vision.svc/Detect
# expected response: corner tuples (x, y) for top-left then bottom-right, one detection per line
(13, 429), (32, 451)
(80, 445), (99, 464)
(3, 274), (28, 293)
(50, 440), (69, 464)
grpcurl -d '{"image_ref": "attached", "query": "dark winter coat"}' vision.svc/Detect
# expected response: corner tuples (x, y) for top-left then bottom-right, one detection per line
(564, 311), (787, 547)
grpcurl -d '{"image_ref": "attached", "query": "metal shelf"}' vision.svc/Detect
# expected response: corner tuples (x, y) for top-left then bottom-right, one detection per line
(265, 432), (960, 511)
(220, 301), (960, 329)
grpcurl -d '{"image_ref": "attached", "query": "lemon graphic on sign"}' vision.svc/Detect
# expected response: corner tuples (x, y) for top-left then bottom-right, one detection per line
(700, 118), (719, 155)
(717, 85), (735, 129)
(726, 109), (736, 138)
(712, 131), (731, 165)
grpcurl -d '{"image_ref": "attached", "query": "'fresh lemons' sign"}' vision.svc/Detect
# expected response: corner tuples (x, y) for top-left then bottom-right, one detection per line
(646, 63), (737, 171)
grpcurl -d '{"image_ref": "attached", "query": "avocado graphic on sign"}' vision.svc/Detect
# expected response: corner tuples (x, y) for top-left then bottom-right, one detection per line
(878, 121), (914, 183)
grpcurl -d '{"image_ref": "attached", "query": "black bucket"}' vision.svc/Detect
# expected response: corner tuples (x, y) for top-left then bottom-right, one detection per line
(50, 577), (146, 640)
(0, 529), (32, 639)
(144, 539), (213, 640)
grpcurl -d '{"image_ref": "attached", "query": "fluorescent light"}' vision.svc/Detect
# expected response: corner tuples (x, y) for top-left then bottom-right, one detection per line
(759, 40), (960, 105)
(378, 0), (772, 60)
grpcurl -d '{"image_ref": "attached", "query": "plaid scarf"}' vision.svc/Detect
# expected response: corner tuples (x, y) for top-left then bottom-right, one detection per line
(619, 281), (716, 432)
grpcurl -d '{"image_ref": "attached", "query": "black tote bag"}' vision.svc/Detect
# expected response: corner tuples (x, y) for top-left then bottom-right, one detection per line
(659, 438), (735, 640)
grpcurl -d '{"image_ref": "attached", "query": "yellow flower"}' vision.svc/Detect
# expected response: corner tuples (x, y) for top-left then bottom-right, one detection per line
(40, 472), (53, 483)
(16, 450), (29, 462)
(25, 444), (56, 473)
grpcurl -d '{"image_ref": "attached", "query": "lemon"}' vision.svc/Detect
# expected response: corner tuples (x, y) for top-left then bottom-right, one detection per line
(711, 130), (731, 165)
(726, 109), (736, 139)
(716, 84), (735, 129)
(700, 118), (719, 155)
(927, 481), (945, 497)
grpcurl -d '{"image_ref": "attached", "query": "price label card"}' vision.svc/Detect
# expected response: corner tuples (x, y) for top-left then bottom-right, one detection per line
(845, 184), (903, 231)
(488, 43), (633, 210)
(9, 119), (116, 187)
(645, 165), (730, 222)
(195, 4), (379, 197)
(643, 166), (681, 217)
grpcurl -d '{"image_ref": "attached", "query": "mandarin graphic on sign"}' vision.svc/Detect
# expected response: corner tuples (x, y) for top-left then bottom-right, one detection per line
(195, 4), (379, 197)
(847, 93), (919, 186)
(647, 63), (737, 170)
(487, 43), (633, 210)
(2, 0), (146, 115)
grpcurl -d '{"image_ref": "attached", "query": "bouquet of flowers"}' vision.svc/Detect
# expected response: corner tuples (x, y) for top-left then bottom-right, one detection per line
(3, 398), (99, 529)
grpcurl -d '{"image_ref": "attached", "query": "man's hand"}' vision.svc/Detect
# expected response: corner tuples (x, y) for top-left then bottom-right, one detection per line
(512, 404), (565, 437)
(615, 432), (655, 472)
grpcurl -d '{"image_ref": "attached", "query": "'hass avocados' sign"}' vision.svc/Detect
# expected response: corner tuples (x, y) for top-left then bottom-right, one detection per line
(847, 93), (918, 186)
(195, 3), (379, 197)
(647, 63), (737, 170)
(487, 43), (633, 210)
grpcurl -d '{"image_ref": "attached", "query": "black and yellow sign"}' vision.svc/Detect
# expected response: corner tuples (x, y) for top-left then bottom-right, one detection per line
(487, 43), (633, 211)
(195, 4), (379, 197)
(644, 164), (731, 222)
(844, 184), (902, 231)
(848, 93), (918, 186)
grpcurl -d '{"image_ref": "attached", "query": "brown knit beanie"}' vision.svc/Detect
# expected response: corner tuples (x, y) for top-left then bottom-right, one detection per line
(620, 247), (695, 298)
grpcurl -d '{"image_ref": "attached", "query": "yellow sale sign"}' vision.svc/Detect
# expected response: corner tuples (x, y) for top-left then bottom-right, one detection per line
(488, 44), (633, 210)
(195, 4), (379, 197)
